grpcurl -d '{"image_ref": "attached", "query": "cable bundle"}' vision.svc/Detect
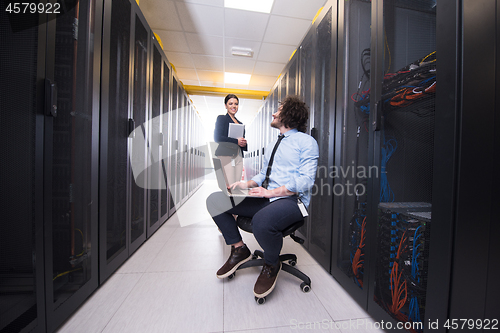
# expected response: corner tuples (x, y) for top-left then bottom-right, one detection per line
(351, 216), (367, 287)
(380, 136), (397, 202)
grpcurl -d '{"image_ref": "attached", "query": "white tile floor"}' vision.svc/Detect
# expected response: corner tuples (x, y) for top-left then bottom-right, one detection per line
(57, 176), (384, 333)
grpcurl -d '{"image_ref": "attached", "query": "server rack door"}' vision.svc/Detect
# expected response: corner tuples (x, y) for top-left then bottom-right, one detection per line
(178, 94), (186, 204)
(160, 60), (173, 222)
(176, 93), (183, 205)
(330, 0), (372, 302)
(259, 109), (263, 171)
(297, 34), (314, 247)
(262, 103), (269, 155)
(446, 0), (499, 323)
(367, 0), (437, 329)
(147, 42), (163, 237)
(189, 106), (195, 193)
(0, 5), (46, 332)
(129, 7), (149, 253)
(43, 0), (100, 330)
(307, 6), (336, 271)
(288, 54), (298, 96)
(181, 95), (189, 202)
(99, 0), (132, 282)
(170, 78), (179, 210)
(280, 73), (288, 101)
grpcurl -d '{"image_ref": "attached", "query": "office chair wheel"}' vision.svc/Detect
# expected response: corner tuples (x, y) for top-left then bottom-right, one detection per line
(228, 272), (235, 280)
(255, 296), (266, 305)
(300, 282), (311, 293)
(288, 259), (297, 266)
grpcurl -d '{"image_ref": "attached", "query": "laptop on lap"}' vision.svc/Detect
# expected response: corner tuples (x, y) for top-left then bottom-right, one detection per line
(212, 158), (262, 198)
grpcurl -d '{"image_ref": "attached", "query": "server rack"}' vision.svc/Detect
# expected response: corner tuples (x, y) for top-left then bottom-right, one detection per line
(99, 0), (132, 282)
(1, 0), (204, 330)
(147, 38), (163, 237)
(43, 0), (101, 329)
(1, 0), (102, 331)
(161, 58), (176, 222)
(1, 3), (48, 331)
(247, 0), (498, 330)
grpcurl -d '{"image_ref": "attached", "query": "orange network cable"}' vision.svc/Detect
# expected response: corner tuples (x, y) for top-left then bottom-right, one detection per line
(352, 217), (367, 287)
(389, 231), (408, 315)
(389, 81), (436, 107)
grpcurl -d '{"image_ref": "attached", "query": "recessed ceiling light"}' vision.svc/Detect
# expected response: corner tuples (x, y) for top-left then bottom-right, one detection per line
(231, 47), (253, 57)
(224, 0), (274, 14)
(224, 72), (251, 85)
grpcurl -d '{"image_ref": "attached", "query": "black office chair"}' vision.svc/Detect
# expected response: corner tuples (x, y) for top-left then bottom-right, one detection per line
(227, 216), (312, 304)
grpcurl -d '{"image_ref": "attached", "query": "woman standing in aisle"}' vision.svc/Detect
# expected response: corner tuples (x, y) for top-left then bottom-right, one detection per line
(214, 94), (247, 184)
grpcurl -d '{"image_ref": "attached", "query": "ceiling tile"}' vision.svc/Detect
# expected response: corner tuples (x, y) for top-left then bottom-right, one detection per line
(192, 55), (224, 71)
(174, 68), (199, 81)
(272, 0), (328, 20)
(139, 0), (182, 31)
(186, 33), (223, 56)
(181, 79), (202, 86)
(253, 61), (285, 76)
(223, 83), (250, 90)
(156, 30), (190, 52)
(224, 8), (269, 41)
(197, 70), (225, 83)
(248, 85), (273, 92)
(249, 74), (278, 88)
(164, 52), (195, 68)
(264, 16), (311, 45)
(173, 0), (224, 6)
(200, 81), (225, 88)
(176, 2), (224, 35)
(257, 43), (296, 63)
(224, 58), (256, 74)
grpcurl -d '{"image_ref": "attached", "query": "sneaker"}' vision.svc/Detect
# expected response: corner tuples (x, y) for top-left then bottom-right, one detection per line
(216, 244), (252, 279)
(254, 262), (281, 298)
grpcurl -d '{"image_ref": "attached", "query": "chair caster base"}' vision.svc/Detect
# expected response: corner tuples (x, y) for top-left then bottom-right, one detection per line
(228, 272), (235, 280)
(255, 296), (266, 304)
(300, 282), (311, 293)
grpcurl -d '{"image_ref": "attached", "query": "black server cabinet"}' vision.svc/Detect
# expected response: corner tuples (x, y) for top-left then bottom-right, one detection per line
(366, 0), (438, 329)
(305, 6), (337, 272)
(363, 0), (499, 330)
(99, 0), (150, 282)
(129, 4), (149, 253)
(147, 38), (164, 237)
(423, 0), (500, 326)
(1, 4), (47, 332)
(43, 0), (101, 330)
(169, 77), (179, 211)
(160, 58), (174, 223)
(99, 0), (133, 282)
(1, 0), (101, 331)
(297, 32), (315, 247)
(331, 0), (373, 305)
(179, 95), (187, 205)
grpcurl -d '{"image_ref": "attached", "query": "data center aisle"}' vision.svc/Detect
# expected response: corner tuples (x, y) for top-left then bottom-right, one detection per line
(57, 173), (383, 333)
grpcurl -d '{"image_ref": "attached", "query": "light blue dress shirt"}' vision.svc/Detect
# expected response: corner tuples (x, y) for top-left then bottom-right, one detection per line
(251, 129), (319, 208)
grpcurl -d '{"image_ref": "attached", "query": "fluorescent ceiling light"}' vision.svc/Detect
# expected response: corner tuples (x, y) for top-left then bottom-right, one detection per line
(231, 47), (253, 57)
(225, 72), (251, 85)
(224, 0), (274, 14)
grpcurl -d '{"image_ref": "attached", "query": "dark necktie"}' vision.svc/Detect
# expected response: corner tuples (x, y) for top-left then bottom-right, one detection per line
(262, 134), (285, 189)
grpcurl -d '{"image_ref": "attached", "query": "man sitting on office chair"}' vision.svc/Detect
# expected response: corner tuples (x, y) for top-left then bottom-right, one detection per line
(206, 95), (319, 299)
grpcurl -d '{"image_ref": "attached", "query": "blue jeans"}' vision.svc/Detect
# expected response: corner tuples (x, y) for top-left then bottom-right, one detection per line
(206, 192), (304, 265)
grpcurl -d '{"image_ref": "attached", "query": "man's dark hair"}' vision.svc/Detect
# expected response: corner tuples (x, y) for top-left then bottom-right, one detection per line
(279, 95), (309, 133)
(224, 94), (239, 105)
